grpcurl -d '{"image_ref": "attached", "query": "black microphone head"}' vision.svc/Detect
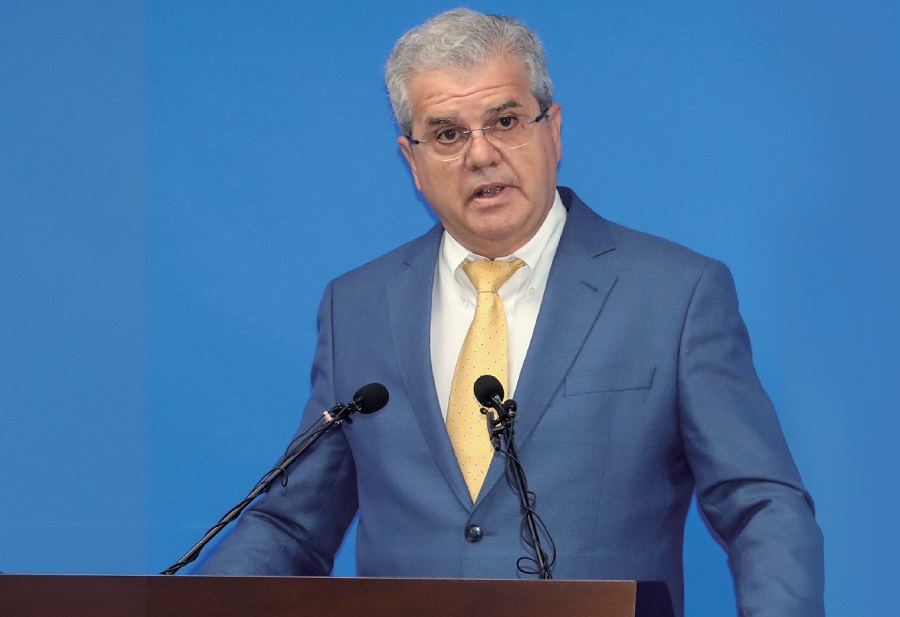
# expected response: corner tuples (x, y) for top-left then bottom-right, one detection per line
(473, 375), (504, 406)
(353, 383), (389, 414)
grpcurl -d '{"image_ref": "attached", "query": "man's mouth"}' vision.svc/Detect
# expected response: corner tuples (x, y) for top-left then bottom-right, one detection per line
(473, 184), (506, 199)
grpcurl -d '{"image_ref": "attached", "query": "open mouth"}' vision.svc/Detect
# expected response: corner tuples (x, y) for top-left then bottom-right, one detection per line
(473, 184), (506, 199)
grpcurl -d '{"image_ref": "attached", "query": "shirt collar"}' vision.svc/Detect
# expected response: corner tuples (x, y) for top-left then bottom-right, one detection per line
(440, 190), (566, 292)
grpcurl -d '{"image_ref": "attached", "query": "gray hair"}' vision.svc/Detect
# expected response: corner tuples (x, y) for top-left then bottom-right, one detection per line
(385, 7), (554, 136)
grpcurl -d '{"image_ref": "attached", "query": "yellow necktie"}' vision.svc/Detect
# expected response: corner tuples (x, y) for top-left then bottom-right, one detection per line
(447, 257), (525, 501)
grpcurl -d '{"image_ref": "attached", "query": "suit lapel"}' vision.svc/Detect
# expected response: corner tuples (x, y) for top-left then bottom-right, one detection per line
(387, 227), (475, 511)
(477, 191), (619, 502)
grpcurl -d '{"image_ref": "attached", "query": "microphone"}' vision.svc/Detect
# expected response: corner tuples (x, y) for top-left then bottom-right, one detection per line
(474, 375), (515, 451)
(474, 374), (505, 412)
(352, 382), (390, 414)
(324, 382), (389, 421)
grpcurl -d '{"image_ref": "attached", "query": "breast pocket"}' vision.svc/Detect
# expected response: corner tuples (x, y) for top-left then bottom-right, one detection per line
(564, 364), (656, 396)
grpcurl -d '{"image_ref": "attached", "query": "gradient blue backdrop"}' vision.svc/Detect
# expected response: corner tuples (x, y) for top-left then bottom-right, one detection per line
(2, 2), (898, 615)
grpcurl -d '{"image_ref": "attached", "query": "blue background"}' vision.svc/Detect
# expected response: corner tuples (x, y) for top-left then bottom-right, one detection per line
(1, 2), (898, 615)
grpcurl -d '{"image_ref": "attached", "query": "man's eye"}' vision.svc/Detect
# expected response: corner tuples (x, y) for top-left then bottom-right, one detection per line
(494, 115), (519, 130)
(435, 127), (464, 143)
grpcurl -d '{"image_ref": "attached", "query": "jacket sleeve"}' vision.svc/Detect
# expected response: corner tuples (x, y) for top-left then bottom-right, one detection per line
(677, 260), (825, 616)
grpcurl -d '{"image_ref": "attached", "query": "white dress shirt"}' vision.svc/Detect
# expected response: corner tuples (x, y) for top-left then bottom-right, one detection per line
(430, 191), (567, 420)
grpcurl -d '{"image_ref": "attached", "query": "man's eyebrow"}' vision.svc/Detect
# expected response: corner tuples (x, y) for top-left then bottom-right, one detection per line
(427, 116), (457, 127)
(424, 101), (524, 127)
(486, 100), (523, 114)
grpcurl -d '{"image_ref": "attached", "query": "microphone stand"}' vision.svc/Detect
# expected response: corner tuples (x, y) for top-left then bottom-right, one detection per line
(160, 401), (362, 575)
(483, 400), (553, 579)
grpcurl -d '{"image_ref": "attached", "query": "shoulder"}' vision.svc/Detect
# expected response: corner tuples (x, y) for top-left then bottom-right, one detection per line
(328, 223), (442, 292)
(560, 186), (719, 281)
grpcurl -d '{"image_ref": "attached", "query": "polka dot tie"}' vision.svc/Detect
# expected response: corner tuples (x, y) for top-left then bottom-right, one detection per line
(447, 257), (525, 501)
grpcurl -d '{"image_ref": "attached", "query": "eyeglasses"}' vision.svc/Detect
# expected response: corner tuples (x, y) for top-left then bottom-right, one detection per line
(407, 110), (549, 162)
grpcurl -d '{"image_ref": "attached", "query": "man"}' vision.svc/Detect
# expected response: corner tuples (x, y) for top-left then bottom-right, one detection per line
(199, 9), (824, 616)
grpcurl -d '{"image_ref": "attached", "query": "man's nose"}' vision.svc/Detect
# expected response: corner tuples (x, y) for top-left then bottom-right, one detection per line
(464, 129), (502, 168)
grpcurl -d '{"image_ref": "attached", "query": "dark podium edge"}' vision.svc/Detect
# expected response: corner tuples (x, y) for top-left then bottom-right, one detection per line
(0, 574), (674, 617)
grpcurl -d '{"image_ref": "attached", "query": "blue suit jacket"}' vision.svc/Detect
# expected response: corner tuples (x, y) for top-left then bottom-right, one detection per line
(200, 188), (824, 617)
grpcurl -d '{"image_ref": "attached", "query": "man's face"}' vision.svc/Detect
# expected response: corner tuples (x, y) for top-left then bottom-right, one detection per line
(398, 54), (562, 259)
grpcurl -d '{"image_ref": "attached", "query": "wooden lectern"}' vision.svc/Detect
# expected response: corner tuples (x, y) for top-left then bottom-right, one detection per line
(0, 575), (673, 617)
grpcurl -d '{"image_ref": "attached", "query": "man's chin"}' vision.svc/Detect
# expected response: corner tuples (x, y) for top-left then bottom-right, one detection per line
(458, 220), (533, 257)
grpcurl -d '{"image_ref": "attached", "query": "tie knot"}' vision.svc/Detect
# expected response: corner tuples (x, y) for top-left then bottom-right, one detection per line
(461, 258), (525, 294)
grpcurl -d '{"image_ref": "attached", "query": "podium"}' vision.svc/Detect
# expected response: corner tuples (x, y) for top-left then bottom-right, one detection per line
(0, 575), (673, 617)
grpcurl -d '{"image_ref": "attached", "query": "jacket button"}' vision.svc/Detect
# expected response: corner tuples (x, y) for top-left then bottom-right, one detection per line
(464, 524), (483, 543)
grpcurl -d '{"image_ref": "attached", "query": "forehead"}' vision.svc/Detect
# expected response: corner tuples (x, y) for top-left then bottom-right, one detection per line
(406, 54), (534, 124)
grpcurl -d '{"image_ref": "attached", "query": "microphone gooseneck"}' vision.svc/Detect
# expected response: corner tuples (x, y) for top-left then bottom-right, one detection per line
(160, 383), (389, 575)
(474, 374), (554, 579)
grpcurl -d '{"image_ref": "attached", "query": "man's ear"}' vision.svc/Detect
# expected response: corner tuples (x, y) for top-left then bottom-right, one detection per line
(548, 102), (562, 161)
(398, 136), (422, 191)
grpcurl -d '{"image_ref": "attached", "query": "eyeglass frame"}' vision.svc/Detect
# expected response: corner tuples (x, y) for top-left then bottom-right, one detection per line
(405, 109), (550, 162)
